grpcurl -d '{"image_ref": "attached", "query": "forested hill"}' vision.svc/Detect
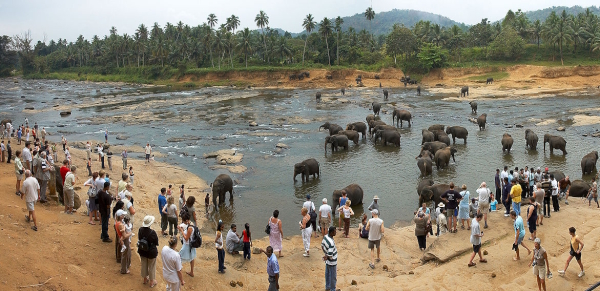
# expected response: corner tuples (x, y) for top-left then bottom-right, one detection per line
(524, 5), (600, 22)
(340, 9), (465, 35)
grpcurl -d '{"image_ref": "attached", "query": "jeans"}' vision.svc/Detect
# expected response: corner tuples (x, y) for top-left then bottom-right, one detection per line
(243, 242), (251, 259)
(543, 197), (551, 216)
(101, 156), (105, 169)
(122, 158), (127, 170)
(552, 195), (560, 211)
(101, 213), (110, 240)
(167, 216), (178, 236)
(217, 248), (225, 272)
(325, 264), (337, 291)
(7, 151), (11, 163)
(512, 202), (521, 216)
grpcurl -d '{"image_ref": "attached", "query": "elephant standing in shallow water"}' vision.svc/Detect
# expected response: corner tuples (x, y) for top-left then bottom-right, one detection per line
(421, 129), (435, 144)
(434, 146), (457, 170)
(319, 122), (343, 136)
(417, 151), (434, 176)
(581, 151), (598, 175)
(477, 114), (487, 131)
(212, 174), (234, 207)
(373, 130), (400, 147)
(392, 109), (412, 128)
(469, 101), (477, 114)
(422, 141), (449, 155)
(346, 122), (367, 138)
(383, 89), (389, 100)
(372, 102), (381, 115)
(460, 86), (469, 97)
(502, 133), (514, 153)
(445, 126), (468, 144)
(338, 130), (360, 144)
(543, 134), (567, 155)
(293, 158), (320, 182)
(325, 135), (349, 153)
(525, 129), (538, 150)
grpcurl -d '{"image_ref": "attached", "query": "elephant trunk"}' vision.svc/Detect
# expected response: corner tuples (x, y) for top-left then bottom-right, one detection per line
(324, 141), (328, 151)
(452, 153), (456, 162)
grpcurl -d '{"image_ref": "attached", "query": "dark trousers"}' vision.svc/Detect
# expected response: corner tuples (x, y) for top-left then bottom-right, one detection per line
(115, 229), (121, 263)
(520, 183), (528, 198)
(552, 195), (560, 211)
(325, 264), (337, 291)
(543, 197), (551, 216)
(6, 151), (11, 163)
(101, 213), (109, 240)
(417, 235), (427, 250)
(217, 248), (225, 272)
(87, 165), (92, 176)
(503, 197), (512, 214)
(243, 242), (251, 259)
(160, 213), (168, 232)
(495, 187), (501, 204)
(101, 156), (105, 169)
(167, 216), (178, 236)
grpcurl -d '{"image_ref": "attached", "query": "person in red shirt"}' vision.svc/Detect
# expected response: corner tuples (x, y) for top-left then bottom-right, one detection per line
(242, 223), (252, 260)
(60, 159), (70, 186)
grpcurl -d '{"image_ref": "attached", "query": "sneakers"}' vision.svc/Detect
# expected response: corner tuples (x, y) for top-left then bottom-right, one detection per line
(578, 271), (585, 278)
(504, 214), (509, 217)
(558, 270), (565, 276)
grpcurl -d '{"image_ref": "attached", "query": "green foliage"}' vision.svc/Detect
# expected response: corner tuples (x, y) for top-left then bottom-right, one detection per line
(417, 43), (448, 71)
(0, 35), (18, 76)
(487, 28), (526, 60)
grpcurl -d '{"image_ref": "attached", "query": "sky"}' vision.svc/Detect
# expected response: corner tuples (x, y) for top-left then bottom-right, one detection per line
(1, 0), (599, 43)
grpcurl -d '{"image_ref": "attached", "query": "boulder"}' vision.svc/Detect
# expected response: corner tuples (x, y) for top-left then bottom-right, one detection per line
(116, 134), (129, 140)
(229, 281), (236, 287)
(236, 281), (243, 287)
(217, 153), (243, 164)
(557, 126), (566, 131)
(275, 143), (289, 149)
(24, 107), (34, 110)
(351, 280), (357, 285)
(73, 192), (82, 210)
(592, 132), (600, 137)
(60, 111), (72, 116)
(203, 149), (236, 159)
(249, 121), (258, 127)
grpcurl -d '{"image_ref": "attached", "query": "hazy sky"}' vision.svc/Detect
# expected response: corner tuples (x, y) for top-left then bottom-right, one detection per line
(1, 0), (598, 43)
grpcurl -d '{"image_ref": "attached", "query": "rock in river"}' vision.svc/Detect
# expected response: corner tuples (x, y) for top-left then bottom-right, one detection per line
(60, 111), (72, 116)
(557, 126), (566, 131)
(116, 134), (129, 140)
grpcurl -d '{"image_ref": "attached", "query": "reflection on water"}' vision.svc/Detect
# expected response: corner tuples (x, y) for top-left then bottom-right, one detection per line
(1, 78), (599, 238)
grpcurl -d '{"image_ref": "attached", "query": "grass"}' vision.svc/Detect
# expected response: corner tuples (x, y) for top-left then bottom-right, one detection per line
(467, 71), (510, 81)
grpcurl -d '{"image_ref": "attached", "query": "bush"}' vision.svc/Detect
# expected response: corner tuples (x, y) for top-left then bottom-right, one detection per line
(417, 43), (448, 71)
(487, 28), (525, 61)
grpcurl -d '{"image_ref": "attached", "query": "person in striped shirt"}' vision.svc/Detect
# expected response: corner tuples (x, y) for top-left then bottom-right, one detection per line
(321, 226), (338, 291)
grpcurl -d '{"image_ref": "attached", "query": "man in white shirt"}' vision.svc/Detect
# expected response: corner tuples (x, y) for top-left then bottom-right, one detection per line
(303, 195), (318, 237)
(477, 182), (491, 229)
(366, 209), (384, 269)
(162, 237), (185, 290)
(21, 170), (40, 231)
(0, 140), (5, 162)
(468, 213), (486, 267)
(550, 174), (559, 212)
(145, 143), (152, 163)
(500, 166), (509, 188)
(319, 198), (332, 237)
(22, 141), (32, 171)
(226, 224), (244, 254)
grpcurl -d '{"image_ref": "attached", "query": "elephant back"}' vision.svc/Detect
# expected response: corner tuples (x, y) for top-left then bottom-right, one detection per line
(569, 180), (590, 197)
(548, 171), (565, 182)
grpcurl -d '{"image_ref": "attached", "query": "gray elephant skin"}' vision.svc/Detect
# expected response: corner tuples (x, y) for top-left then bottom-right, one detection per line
(568, 180), (591, 197)
(525, 129), (538, 150)
(486, 78), (493, 84)
(460, 86), (469, 97)
(365, 114), (381, 124)
(419, 183), (451, 207)
(417, 86), (421, 96)
(368, 120), (387, 135)
(432, 130), (451, 146)
(332, 184), (364, 206)
(346, 122), (367, 138)
(319, 122), (343, 136)
(338, 130), (360, 144)
(501, 133), (514, 153)
(373, 130), (400, 147)
(316, 92), (322, 101)
(325, 134), (349, 152)
(417, 151), (434, 176)
(392, 109), (412, 128)
(293, 158), (320, 182)
(372, 102), (381, 115)
(581, 151), (598, 174)
(417, 179), (434, 197)
(428, 124), (445, 131)
(446, 126), (468, 144)
(212, 174), (234, 206)
(383, 89), (389, 100)
(477, 114), (487, 130)
(421, 129), (435, 144)
(434, 146), (457, 170)
(341, 88), (345, 95)
(548, 171), (565, 183)
(422, 141), (449, 155)
(469, 101), (477, 114)
(543, 134), (567, 155)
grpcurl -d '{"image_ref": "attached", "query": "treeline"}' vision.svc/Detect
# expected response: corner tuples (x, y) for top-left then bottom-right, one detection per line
(2, 8), (600, 79)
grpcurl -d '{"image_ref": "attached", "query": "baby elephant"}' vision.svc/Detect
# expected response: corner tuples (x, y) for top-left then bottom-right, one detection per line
(469, 101), (477, 114)
(501, 133), (514, 153)
(383, 89), (389, 100)
(293, 158), (320, 182)
(486, 78), (493, 84)
(460, 86), (469, 97)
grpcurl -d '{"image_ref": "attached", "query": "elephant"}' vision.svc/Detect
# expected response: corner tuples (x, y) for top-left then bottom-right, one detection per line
(374, 74), (380, 79)
(338, 130), (360, 144)
(567, 180), (591, 197)
(477, 113), (487, 131)
(417, 179), (434, 197)
(302, 71), (310, 78)
(486, 78), (493, 84)
(368, 120), (387, 135)
(417, 151), (434, 176)
(421, 129), (435, 144)
(293, 158), (320, 182)
(319, 122), (343, 136)
(434, 146), (457, 170)
(417, 86), (421, 96)
(316, 92), (322, 101)
(373, 130), (401, 147)
(392, 109), (412, 128)
(428, 124), (445, 131)
(469, 101), (478, 114)
(419, 183), (452, 207)
(289, 74), (297, 80)
(383, 89), (389, 100)
(332, 184), (364, 206)
(372, 102), (381, 116)
(326, 75), (333, 80)
(346, 122), (368, 138)
(372, 124), (396, 135)
(212, 174), (234, 207)
(543, 134), (567, 155)
(325, 134), (349, 153)
(460, 86), (469, 97)
(501, 133), (514, 153)
(416, 149), (434, 160)
(581, 151), (598, 174)
(341, 88), (345, 95)
(547, 171), (565, 183)
(297, 74), (305, 80)
(525, 129), (538, 150)
(445, 126), (468, 144)
(365, 114), (381, 124)
(432, 130), (451, 146)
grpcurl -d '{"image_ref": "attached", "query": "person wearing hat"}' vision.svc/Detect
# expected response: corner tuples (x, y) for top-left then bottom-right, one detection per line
(477, 182), (492, 229)
(435, 202), (448, 236)
(529, 237), (551, 291)
(98, 180), (113, 243)
(319, 198), (332, 237)
(368, 196), (380, 215)
(121, 184), (136, 225)
(365, 209), (384, 269)
(303, 195), (318, 238)
(138, 216), (159, 287)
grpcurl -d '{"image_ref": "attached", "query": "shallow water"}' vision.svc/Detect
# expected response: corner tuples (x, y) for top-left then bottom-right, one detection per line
(1, 79), (599, 237)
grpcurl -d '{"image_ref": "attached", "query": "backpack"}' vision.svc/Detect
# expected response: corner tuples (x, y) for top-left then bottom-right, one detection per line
(137, 238), (150, 252)
(308, 202), (317, 222)
(188, 224), (202, 248)
(179, 205), (190, 218)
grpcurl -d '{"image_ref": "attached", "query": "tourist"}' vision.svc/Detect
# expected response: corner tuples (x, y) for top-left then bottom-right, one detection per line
(84, 172), (99, 225)
(541, 175), (552, 218)
(441, 182), (462, 233)
(558, 227), (585, 277)
(319, 198), (332, 237)
(184, 196), (197, 226)
(128, 166), (134, 185)
(38, 151), (51, 203)
(468, 213), (486, 267)
(99, 148), (105, 169)
(533, 182), (545, 226)
(178, 212), (196, 277)
(85, 157), (92, 176)
(268, 210), (284, 257)
(107, 151), (113, 171)
(63, 166), (77, 214)
(163, 195), (178, 236)
(226, 224), (244, 254)
(358, 214), (369, 238)
(145, 143), (152, 163)
(204, 193), (210, 217)
(116, 212), (132, 274)
(138, 215), (159, 287)
(178, 185), (185, 209)
(215, 222), (225, 273)
(321, 226), (338, 291)
(510, 180), (522, 216)
(158, 187), (168, 236)
(490, 196), (498, 211)
(550, 174), (559, 212)
(337, 190), (347, 230)
(367, 195), (380, 215)
(0, 140), (5, 162)
(477, 182), (491, 228)
(14, 150), (24, 195)
(98, 181), (113, 242)
(508, 170), (514, 185)
(414, 211), (430, 251)
(104, 129), (108, 143)
(242, 223), (252, 260)
(469, 198), (478, 218)
(534, 167), (542, 184)
(85, 141), (91, 161)
(122, 187), (136, 225)
(117, 173), (129, 197)
(302, 195), (318, 238)
(121, 149), (127, 170)
(97, 143), (102, 162)
(418, 202), (430, 215)
(51, 143), (57, 163)
(523, 167), (531, 197)
(167, 184), (173, 197)
(261, 246), (279, 291)
(21, 170), (40, 231)
(529, 238), (551, 291)
(64, 146), (71, 167)
(558, 176), (571, 203)
(17, 127), (21, 145)
(337, 199), (354, 238)
(6, 140), (12, 163)
(300, 207), (312, 257)
(495, 169), (501, 207)
(60, 159), (69, 188)
(22, 141), (32, 171)
(528, 166), (536, 198)
(162, 236), (185, 290)
(510, 210), (531, 260)
(458, 184), (471, 230)
(366, 209), (384, 269)
(586, 177), (598, 208)
(526, 197), (539, 241)
(501, 166), (508, 188)
(436, 202), (447, 236)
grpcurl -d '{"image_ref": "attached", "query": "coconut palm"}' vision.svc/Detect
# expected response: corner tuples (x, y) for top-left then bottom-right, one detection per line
(207, 14), (218, 67)
(335, 16), (344, 65)
(136, 24), (148, 66)
(302, 14), (316, 65)
(226, 15), (240, 68)
(237, 27), (252, 67)
(275, 36), (291, 63)
(532, 20), (542, 48)
(364, 7), (375, 41)
(554, 10), (574, 65)
(319, 17), (333, 66)
(255, 11), (269, 63)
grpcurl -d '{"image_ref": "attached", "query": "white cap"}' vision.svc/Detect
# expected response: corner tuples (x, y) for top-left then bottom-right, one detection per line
(115, 209), (126, 218)
(322, 198), (327, 203)
(371, 209), (379, 215)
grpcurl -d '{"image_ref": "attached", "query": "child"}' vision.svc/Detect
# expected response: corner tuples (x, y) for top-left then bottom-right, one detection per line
(121, 215), (134, 252)
(469, 198), (478, 218)
(242, 223), (252, 260)
(490, 196), (498, 212)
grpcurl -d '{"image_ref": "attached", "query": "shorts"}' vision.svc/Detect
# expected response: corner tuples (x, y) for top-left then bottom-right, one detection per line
(529, 223), (536, 233)
(446, 207), (456, 216)
(533, 264), (546, 279)
(16, 173), (23, 181)
(368, 239), (381, 249)
(319, 217), (331, 232)
(537, 205), (543, 215)
(145, 154), (150, 160)
(88, 197), (99, 211)
(516, 235), (524, 246)
(64, 188), (75, 207)
(472, 244), (481, 253)
(26, 201), (35, 211)
(478, 202), (490, 214)
(569, 249), (582, 261)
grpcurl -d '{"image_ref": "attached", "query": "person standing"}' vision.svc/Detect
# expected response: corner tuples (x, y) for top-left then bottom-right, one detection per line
(21, 170), (40, 231)
(529, 238), (551, 291)
(86, 158), (92, 176)
(85, 141), (91, 161)
(511, 210), (531, 261)
(495, 169), (502, 206)
(299, 207), (312, 257)
(337, 200), (354, 238)
(468, 213), (486, 267)
(38, 152), (51, 203)
(138, 216), (158, 287)
(586, 177), (599, 208)
(261, 246), (280, 291)
(526, 197), (539, 241)
(366, 209), (384, 269)
(337, 190), (347, 230)
(22, 141), (32, 171)
(550, 174), (559, 212)
(321, 226), (338, 291)
(107, 151), (113, 171)
(477, 182), (491, 228)
(14, 150), (24, 195)
(63, 166), (77, 214)
(1, 140), (5, 162)
(178, 213), (196, 277)
(414, 211), (430, 251)
(129, 166), (135, 185)
(158, 188), (168, 236)
(367, 196), (380, 215)
(145, 143), (152, 163)
(558, 227), (585, 277)
(6, 140), (12, 163)
(162, 196), (178, 236)
(302, 195), (318, 238)
(533, 183), (545, 226)
(104, 130), (108, 143)
(268, 210), (284, 257)
(121, 150), (128, 170)
(458, 184), (471, 230)
(99, 149), (105, 169)
(162, 236), (185, 290)
(319, 198), (332, 237)
(528, 167), (535, 199)
(215, 222), (226, 273)
(98, 181), (113, 243)
(510, 180), (522, 216)
(500, 166), (509, 188)
(541, 175), (552, 218)
(441, 182), (462, 233)
(242, 223), (252, 260)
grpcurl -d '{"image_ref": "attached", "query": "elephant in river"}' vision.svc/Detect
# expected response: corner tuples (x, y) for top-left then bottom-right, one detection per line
(338, 130), (360, 144)
(543, 134), (567, 155)
(373, 130), (400, 147)
(469, 101), (478, 114)
(316, 92), (322, 101)
(392, 109), (412, 128)
(212, 174), (234, 207)
(525, 129), (538, 150)
(372, 124), (396, 135)
(567, 180), (591, 197)
(477, 113), (487, 131)
(372, 102), (381, 116)
(431, 131), (450, 146)
(581, 151), (598, 174)
(486, 78), (493, 84)
(434, 146), (457, 170)
(422, 129), (435, 144)
(383, 89), (389, 100)
(319, 122), (343, 136)
(419, 183), (451, 207)
(332, 184), (364, 206)
(417, 151), (434, 176)
(417, 179), (434, 197)
(325, 134), (349, 153)
(501, 133), (514, 153)
(293, 158), (320, 182)
(446, 126), (468, 144)
(346, 122), (367, 138)
(460, 86), (469, 97)
(417, 86), (421, 96)
(341, 88), (345, 95)
(366, 114), (381, 124)
(548, 171), (565, 183)
(368, 120), (387, 135)
(428, 124), (445, 132)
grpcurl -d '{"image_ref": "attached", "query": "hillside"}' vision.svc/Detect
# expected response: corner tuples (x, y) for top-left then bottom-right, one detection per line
(524, 5), (600, 22)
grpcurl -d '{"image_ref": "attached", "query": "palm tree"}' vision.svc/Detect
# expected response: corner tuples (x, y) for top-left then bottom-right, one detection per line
(429, 24), (446, 46)
(213, 28), (227, 69)
(275, 36), (291, 63)
(532, 20), (542, 48)
(226, 15), (240, 68)
(319, 17), (333, 66)
(207, 14), (218, 67)
(554, 10), (574, 65)
(255, 11), (269, 63)
(136, 24), (148, 66)
(237, 28), (252, 67)
(302, 14), (316, 65)
(364, 7), (375, 42)
(335, 16), (344, 65)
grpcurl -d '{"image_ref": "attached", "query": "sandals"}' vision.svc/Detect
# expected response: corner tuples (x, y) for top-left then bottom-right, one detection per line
(186, 272), (194, 277)
(375, 258), (381, 263)
(369, 263), (375, 269)
(461, 225), (465, 230)
(468, 262), (476, 267)
(31, 226), (38, 231)
(88, 222), (96, 225)
(479, 259), (487, 263)
(25, 215), (30, 223)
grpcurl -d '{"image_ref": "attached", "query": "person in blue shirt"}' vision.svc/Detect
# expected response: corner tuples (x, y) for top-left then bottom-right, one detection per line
(508, 170), (514, 185)
(502, 177), (512, 217)
(158, 188), (168, 236)
(490, 196), (498, 211)
(511, 210), (531, 261)
(261, 246), (279, 291)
